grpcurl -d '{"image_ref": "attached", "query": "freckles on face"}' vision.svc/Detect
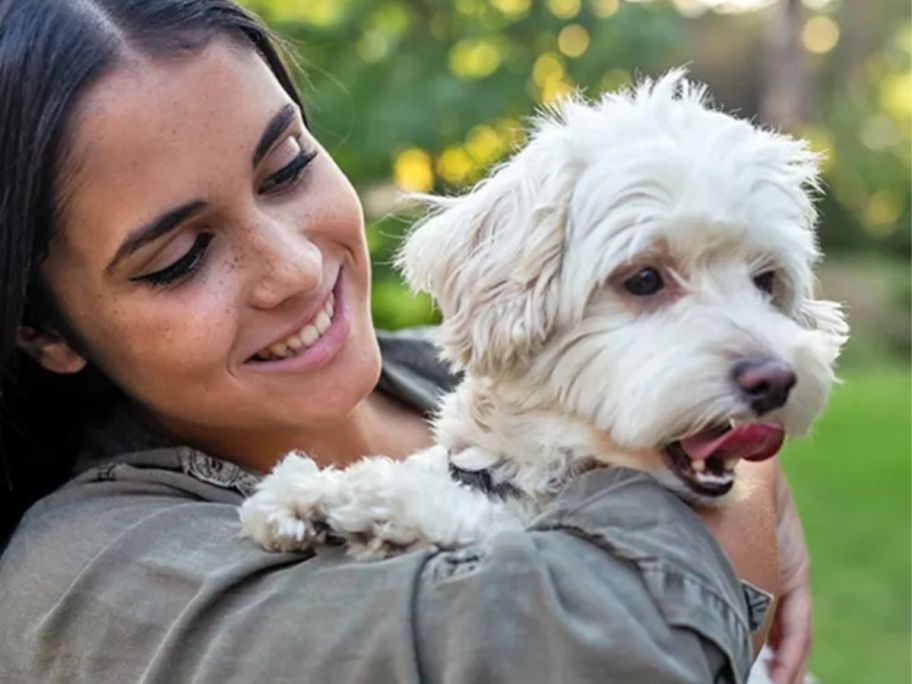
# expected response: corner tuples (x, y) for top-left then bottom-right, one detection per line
(42, 40), (378, 434)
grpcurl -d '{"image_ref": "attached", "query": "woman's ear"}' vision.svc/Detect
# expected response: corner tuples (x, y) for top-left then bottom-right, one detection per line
(16, 325), (88, 374)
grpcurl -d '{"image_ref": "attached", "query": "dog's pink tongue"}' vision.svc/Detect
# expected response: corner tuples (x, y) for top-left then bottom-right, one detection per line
(679, 424), (784, 462)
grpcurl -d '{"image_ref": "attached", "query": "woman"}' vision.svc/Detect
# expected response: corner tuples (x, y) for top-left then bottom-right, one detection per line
(0, 1), (810, 682)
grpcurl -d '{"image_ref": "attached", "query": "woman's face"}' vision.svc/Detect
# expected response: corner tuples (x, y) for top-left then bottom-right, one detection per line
(38, 40), (381, 451)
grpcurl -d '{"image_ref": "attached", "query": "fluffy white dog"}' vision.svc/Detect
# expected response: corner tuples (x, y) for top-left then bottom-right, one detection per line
(240, 70), (847, 561)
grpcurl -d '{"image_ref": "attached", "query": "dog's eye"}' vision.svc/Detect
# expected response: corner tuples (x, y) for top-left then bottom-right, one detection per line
(753, 271), (775, 295)
(623, 267), (665, 296)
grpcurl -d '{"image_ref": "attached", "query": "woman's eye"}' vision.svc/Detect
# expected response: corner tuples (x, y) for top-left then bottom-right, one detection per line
(623, 267), (665, 296)
(753, 270), (775, 295)
(259, 148), (318, 195)
(133, 233), (213, 288)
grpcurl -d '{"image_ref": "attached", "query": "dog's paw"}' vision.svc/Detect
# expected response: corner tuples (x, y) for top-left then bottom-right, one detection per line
(345, 535), (414, 562)
(239, 453), (332, 553)
(247, 503), (327, 553)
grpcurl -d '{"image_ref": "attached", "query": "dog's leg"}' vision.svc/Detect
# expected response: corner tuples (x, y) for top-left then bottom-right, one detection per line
(240, 448), (522, 559)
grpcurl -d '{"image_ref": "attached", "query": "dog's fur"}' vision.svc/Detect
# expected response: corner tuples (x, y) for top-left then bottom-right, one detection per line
(240, 70), (847, 560)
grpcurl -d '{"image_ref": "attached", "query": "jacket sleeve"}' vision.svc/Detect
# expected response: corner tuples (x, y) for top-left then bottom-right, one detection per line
(413, 468), (753, 684)
(0, 465), (753, 684)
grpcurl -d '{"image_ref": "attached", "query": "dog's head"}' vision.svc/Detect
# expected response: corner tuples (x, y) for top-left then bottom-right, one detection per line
(398, 70), (848, 502)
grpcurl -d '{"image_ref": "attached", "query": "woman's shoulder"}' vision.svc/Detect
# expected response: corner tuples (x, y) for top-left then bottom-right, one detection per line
(0, 446), (260, 595)
(0, 448), (330, 682)
(376, 326), (461, 414)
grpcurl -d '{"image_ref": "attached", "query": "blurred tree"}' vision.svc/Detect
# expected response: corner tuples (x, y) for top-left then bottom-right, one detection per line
(761, 0), (811, 128)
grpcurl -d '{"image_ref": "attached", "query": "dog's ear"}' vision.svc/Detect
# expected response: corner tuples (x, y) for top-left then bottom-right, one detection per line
(397, 156), (572, 376)
(797, 294), (849, 362)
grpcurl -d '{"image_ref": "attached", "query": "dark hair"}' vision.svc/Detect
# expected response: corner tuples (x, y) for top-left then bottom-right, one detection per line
(0, 0), (305, 540)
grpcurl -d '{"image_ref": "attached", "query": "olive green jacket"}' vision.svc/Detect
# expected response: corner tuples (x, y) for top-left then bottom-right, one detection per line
(0, 328), (764, 683)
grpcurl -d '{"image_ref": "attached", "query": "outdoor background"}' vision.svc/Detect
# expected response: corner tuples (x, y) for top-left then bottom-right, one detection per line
(239, 0), (910, 680)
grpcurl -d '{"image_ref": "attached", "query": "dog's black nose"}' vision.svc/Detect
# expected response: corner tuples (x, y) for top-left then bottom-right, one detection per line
(733, 358), (797, 415)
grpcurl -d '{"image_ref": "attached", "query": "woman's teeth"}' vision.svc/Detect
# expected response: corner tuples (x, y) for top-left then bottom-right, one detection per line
(254, 294), (335, 361)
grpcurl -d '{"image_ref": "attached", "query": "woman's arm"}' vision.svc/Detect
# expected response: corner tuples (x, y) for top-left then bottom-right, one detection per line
(767, 468), (813, 684)
(696, 458), (780, 654)
(0, 464), (766, 683)
(696, 458), (814, 684)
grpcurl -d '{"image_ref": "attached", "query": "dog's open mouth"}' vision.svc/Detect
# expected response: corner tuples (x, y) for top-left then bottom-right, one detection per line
(662, 422), (785, 497)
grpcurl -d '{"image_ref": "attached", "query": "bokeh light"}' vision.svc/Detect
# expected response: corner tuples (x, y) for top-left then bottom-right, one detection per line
(547, 0), (582, 20)
(490, 0), (532, 19)
(590, 0), (620, 17)
(558, 24), (591, 58)
(802, 15), (840, 55)
(449, 38), (504, 79)
(393, 148), (434, 192)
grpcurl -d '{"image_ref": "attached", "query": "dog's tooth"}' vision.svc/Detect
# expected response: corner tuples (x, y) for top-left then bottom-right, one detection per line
(724, 458), (739, 471)
(286, 335), (304, 351)
(691, 460), (705, 472)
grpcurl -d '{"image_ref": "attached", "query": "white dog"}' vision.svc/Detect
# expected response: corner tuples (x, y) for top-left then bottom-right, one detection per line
(240, 70), (847, 561)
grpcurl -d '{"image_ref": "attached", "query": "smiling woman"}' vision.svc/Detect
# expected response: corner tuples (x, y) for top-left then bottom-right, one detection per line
(33, 36), (394, 473)
(0, 1), (802, 683)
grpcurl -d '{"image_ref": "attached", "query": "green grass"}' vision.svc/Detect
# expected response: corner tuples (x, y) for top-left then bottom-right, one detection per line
(781, 366), (911, 683)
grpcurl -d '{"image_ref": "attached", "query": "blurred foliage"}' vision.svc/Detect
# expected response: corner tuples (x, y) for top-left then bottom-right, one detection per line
(242, 0), (684, 185)
(238, 0), (910, 338)
(805, 5), (910, 257)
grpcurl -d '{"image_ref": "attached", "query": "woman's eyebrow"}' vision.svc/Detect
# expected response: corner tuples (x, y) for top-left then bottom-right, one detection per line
(105, 200), (207, 276)
(253, 103), (297, 167)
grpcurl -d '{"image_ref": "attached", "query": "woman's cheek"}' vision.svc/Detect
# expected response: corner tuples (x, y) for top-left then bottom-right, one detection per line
(162, 289), (239, 373)
(114, 284), (239, 385)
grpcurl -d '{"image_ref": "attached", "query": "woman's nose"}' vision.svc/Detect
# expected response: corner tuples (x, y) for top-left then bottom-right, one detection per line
(246, 221), (324, 310)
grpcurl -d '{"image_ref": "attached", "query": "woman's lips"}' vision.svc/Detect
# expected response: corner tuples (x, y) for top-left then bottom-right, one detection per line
(253, 292), (336, 360)
(244, 269), (350, 374)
